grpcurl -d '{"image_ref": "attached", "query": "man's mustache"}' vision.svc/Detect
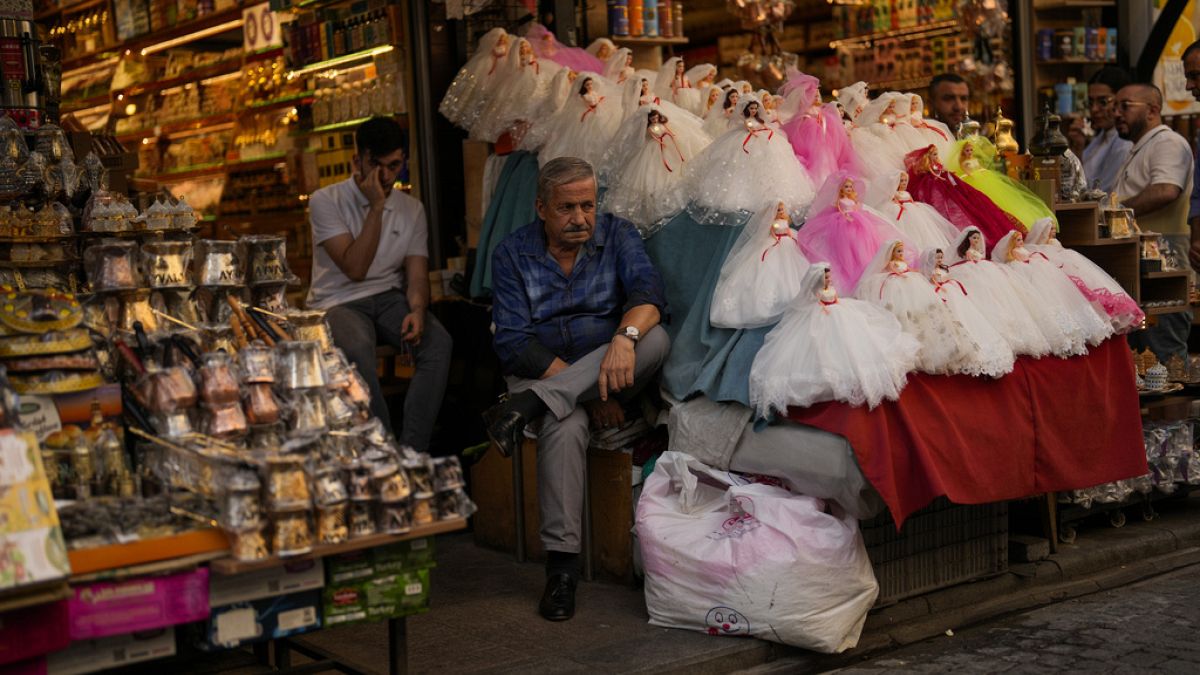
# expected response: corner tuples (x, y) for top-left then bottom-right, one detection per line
(564, 224), (588, 233)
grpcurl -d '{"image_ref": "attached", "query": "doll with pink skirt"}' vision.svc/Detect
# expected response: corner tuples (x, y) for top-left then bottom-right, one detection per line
(795, 171), (913, 294)
(778, 71), (860, 185)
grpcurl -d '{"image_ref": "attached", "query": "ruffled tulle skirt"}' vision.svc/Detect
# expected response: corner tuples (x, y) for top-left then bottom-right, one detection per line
(856, 271), (971, 374)
(879, 201), (959, 253)
(749, 297), (920, 415)
(1032, 244), (1144, 333)
(781, 112), (858, 186)
(538, 108), (623, 169)
(601, 141), (690, 234)
(710, 235), (809, 329)
(682, 127), (815, 222)
(946, 260), (1053, 358)
(795, 209), (909, 295)
(962, 171), (1057, 229)
(932, 279), (1016, 377)
(1004, 257), (1113, 351)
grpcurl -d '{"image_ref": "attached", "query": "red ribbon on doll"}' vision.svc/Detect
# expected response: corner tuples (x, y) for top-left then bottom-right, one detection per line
(654, 129), (686, 173)
(742, 127), (774, 153)
(760, 230), (795, 262)
(580, 95), (606, 122)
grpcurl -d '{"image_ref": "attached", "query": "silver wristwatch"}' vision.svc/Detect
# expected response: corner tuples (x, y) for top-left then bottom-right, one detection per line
(616, 326), (640, 343)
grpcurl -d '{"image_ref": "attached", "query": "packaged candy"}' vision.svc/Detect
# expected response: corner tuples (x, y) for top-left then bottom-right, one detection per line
(412, 496), (434, 527)
(377, 466), (411, 502)
(266, 455), (311, 510)
(379, 500), (412, 534)
(314, 468), (349, 506)
(434, 456), (465, 491)
(317, 503), (349, 544)
(232, 527), (270, 561)
(406, 457), (434, 498)
(272, 510), (313, 557)
(350, 500), (376, 538)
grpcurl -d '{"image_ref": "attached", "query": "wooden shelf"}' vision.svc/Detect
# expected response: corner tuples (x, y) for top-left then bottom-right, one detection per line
(1037, 59), (1116, 66)
(60, 92), (111, 114)
(1059, 237), (1137, 247)
(1034, 0), (1114, 8)
(830, 19), (958, 48)
(209, 518), (468, 575)
(115, 59), (242, 98)
(244, 91), (314, 113)
(1143, 304), (1191, 316)
(1144, 270), (1190, 280)
(36, 0), (107, 20)
(1053, 201), (1100, 211)
(612, 35), (689, 46)
(62, 5), (245, 72)
(116, 111), (238, 143)
(147, 162), (227, 182)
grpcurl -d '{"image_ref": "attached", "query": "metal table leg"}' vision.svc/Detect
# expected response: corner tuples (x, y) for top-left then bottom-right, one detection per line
(513, 441), (526, 563)
(388, 616), (408, 675)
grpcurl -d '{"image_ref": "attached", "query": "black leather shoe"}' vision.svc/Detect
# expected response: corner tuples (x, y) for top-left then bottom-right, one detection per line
(483, 402), (526, 458)
(538, 572), (577, 622)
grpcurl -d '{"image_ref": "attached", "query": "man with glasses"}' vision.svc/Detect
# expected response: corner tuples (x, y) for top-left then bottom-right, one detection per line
(485, 156), (669, 622)
(1114, 83), (1195, 364)
(1079, 66), (1132, 194)
(306, 116), (453, 451)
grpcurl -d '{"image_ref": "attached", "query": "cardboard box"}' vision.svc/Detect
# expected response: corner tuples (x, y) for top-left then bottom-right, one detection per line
(209, 559), (324, 607)
(322, 568), (430, 627)
(0, 600), (69, 666)
(201, 589), (322, 649)
(68, 568), (209, 640)
(47, 628), (176, 675)
(324, 537), (436, 583)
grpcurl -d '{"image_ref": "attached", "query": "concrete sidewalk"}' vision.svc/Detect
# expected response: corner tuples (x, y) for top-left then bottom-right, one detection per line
(285, 494), (1200, 674)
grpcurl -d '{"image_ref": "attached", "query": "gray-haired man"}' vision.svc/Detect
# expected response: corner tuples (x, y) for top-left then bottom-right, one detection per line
(484, 157), (670, 621)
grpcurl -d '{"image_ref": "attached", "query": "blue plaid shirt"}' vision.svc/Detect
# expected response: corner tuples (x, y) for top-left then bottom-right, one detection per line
(491, 214), (668, 379)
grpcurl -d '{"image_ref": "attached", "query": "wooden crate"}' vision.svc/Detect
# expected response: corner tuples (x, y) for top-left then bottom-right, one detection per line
(469, 439), (635, 582)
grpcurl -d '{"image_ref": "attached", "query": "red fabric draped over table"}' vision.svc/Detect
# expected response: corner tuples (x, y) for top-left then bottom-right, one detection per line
(786, 336), (1148, 527)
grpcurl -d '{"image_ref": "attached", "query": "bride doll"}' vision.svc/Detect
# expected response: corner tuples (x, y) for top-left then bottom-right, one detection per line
(517, 68), (578, 152)
(598, 104), (710, 233)
(586, 38), (616, 61)
(470, 37), (551, 142)
(904, 144), (1020, 252)
(890, 93), (927, 154)
(702, 87), (739, 137)
(868, 170), (959, 251)
(919, 247), (1015, 377)
(837, 81), (869, 127)
(604, 48), (635, 85)
(991, 230), (1113, 350)
(907, 94), (953, 151)
(1026, 218), (1143, 333)
(710, 200), (810, 329)
(849, 93), (909, 176)
(538, 73), (623, 168)
(946, 136), (1056, 230)
(749, 262), (920, 415)
(854, 240), (975, 375)
(779, 71), (859, 185)
(439, 28), (510, 131)
(945, 227), (1053, 358)
(655, 58), (702, 115)
(795, 171), (911, 294)
(681, 95), (815, 222)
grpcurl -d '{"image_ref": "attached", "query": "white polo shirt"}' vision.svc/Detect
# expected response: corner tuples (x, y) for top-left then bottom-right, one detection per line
(306, 178), (429, 310)
(1115, 124), (1194, 236)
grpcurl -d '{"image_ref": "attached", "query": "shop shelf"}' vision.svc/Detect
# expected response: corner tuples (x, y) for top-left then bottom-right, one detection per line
(1034, 0), (1114, 8)
(298, 113), (407, 136)
(114, 59), (242, 98)
(36, 0), (107, 20)
(1037, 59), (1117, 66)
(61, 92), (111, 114)
(287, 45), (395, 77)
(61, 5), (245, 71)
(829, 19), (958, 49)
(209, 517), (468, 575)
(244, 91), (315, 112)
(1143, 304), (1191, 316)
(1143, 270), (1190, 280)
(116, 112), (238, 143)
(612, 35), (689, 46)
(226, 153), (289, 172)
(149, 162), (226, 182)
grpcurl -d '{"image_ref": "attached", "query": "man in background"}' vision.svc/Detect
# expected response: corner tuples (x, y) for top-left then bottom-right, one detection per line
(1080, 66), (1133, 194)
(1182, 40), (1200, 273)
(1114, 83), (1194, 365)
(929, 72), (970, 132)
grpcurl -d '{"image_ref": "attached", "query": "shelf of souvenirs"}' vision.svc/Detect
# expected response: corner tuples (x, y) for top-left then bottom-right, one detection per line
(60, 91), (112, 115)
(35, 0), (108, 21)
(829, 19), (959, 49)
(116, 112), (238, 144)
(612, 35), (689, 47)
(1033, 0), (1115, 10)
(245, 91), (315, 112)
(146, 153), (289, 184)
(113, 58), (243, 98)
(1037, 58), (1117, 66)
(287, 44), (396, 79)
(295, 112), (407, 137)
(59, 4), (247, 72)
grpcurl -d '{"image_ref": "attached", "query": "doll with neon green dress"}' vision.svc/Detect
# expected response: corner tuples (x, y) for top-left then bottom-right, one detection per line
(945, 136), (1057, 231)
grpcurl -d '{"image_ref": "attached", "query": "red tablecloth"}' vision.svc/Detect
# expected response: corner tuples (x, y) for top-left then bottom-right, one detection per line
(786, 336), (1148, 527)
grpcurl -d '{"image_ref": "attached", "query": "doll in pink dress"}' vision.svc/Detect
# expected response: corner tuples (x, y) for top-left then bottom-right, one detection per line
(778, 71), (860, 186)
(903, 144), (1021, 253)
(795, 171), (913, 294)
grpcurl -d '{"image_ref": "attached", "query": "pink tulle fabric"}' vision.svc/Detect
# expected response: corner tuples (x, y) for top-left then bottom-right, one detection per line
(1067, 274), (1145, 332)
(904, 149), (1019, 254)
(526, 25), (604, 75)
(796, 199), (913, 293)
(781, 104), (860, 182)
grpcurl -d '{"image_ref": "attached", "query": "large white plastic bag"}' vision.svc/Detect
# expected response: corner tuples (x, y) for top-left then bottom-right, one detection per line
(636, 451), (878, 653)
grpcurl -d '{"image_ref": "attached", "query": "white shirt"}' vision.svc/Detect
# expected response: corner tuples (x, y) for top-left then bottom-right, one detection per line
(1081, 127), (1131, 194)
(1115, 124), (1194, 235)
(305, 178), (428, 310)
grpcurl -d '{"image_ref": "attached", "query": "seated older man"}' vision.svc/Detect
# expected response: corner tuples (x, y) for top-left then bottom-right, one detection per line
(484, 156), (670, 622)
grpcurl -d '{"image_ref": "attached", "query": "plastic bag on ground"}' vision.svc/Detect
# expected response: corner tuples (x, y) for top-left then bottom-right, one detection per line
(636, 451), (878, 653)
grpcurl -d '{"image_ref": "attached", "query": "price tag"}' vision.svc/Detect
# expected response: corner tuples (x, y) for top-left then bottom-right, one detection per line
(404, 582), (423, 596)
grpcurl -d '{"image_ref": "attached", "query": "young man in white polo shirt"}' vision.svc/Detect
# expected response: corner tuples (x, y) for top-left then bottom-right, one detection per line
(306, 117), (452, 451)
(1114, 83), (1195, 364)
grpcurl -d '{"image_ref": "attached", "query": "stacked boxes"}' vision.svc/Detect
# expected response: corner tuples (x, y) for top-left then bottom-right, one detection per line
(323, 537), (435, 627)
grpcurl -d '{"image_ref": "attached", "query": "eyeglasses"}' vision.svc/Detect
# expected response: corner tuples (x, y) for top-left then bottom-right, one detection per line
(1087, 95), (1114, 108)
(1114, 100), (1151, 111)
